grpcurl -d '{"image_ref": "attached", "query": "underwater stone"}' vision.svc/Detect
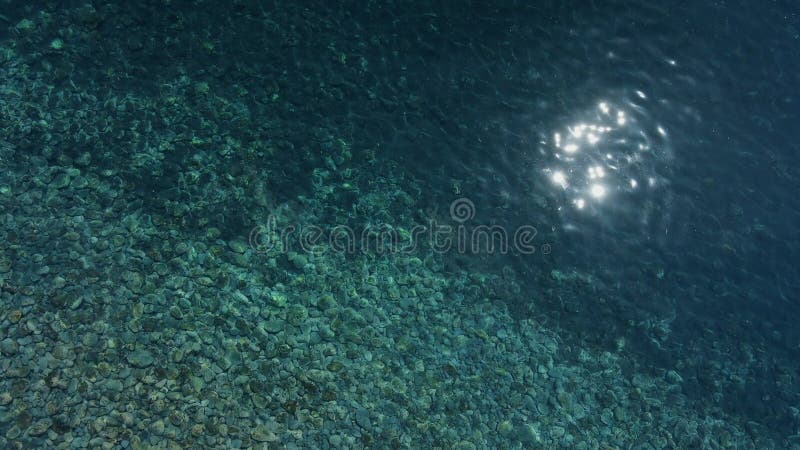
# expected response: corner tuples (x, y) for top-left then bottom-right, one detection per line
(354, 407), (371, 429)
(288, 252), (308, 270)
(71, 176), (89, 189)
(321, 390), (337, 402)
(252, 395), (268, 409)
(123, 270), (144, 292)
(169, 306), (183, 320)
(151, 419), (165, 436)
(5, 425), (21, 440)
(171, 348), (184, 363)
(126, 349), (154, 368)
(174, 242), (189, 255)
(14, 19), (35, 33)
(75, 152), (92, 166)
(262, 320), (284, 334)
(8, 310), (22, 324)
(231, 253), (250, 267)
(206, 227), (222, 240)
(28, 418), (52, 436)
(196, 276), (214, 287)
(286, 304), (308, 326)
(191, 423), (204, 437)
(317, 293), (337, 310)
(228, 240), (247, 253)
(497, 420), (514, 436)
(50, 173), (72, 189)
(516, 423), (541, 444)
(269, 291), (288, 307)
(190, 376), (204, 393)
(0, 338), (18, 355)
(666, 370), (683, 384)
(251, 424), (278, 442)
(105, 378), (124, 392)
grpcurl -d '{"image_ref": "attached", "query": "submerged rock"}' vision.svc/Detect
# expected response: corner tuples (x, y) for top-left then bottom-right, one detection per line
(126, 349), (154, 368)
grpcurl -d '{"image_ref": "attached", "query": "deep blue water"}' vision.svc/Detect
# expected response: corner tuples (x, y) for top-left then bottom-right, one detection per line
(338, 1), (800, 434)
(384, 0), (800, 436)
(323, 0), (800, 440)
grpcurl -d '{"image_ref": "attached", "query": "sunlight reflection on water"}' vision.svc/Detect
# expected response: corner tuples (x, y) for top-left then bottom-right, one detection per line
(540, 93), (672, 233)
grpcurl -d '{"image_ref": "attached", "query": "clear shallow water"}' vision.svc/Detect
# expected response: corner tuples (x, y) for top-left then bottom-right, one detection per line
(0, 0), (798, 447)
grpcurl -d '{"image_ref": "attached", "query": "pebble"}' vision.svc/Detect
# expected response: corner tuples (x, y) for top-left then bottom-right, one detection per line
(251, 425), (278, 442)
(8, 310), (22, 323)
(75, 152), (92, 166)
(196, 276), (214, 287)
(0, 338), (18, 356)
(6, 425), (21, 440)
(106, 378), (124, 392)
(151, 419), (165, 435)
(228, 240), (248, 254)
(289, 253), (308, 270)
(28, 418), (52, 436)
(354, 407), (371, 429)
(50, 173), (72, 189)
(497, 420), (514, 435)
(126, 349), (154, 368)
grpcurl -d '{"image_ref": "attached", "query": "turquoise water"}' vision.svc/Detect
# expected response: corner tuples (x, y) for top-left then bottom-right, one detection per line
(0, 1), (798, 448)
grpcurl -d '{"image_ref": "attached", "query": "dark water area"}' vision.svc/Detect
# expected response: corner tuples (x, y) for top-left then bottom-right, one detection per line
(0, 0), (799, 447)
(355, 0), (800, 436)
(320, 0), (800, 437)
